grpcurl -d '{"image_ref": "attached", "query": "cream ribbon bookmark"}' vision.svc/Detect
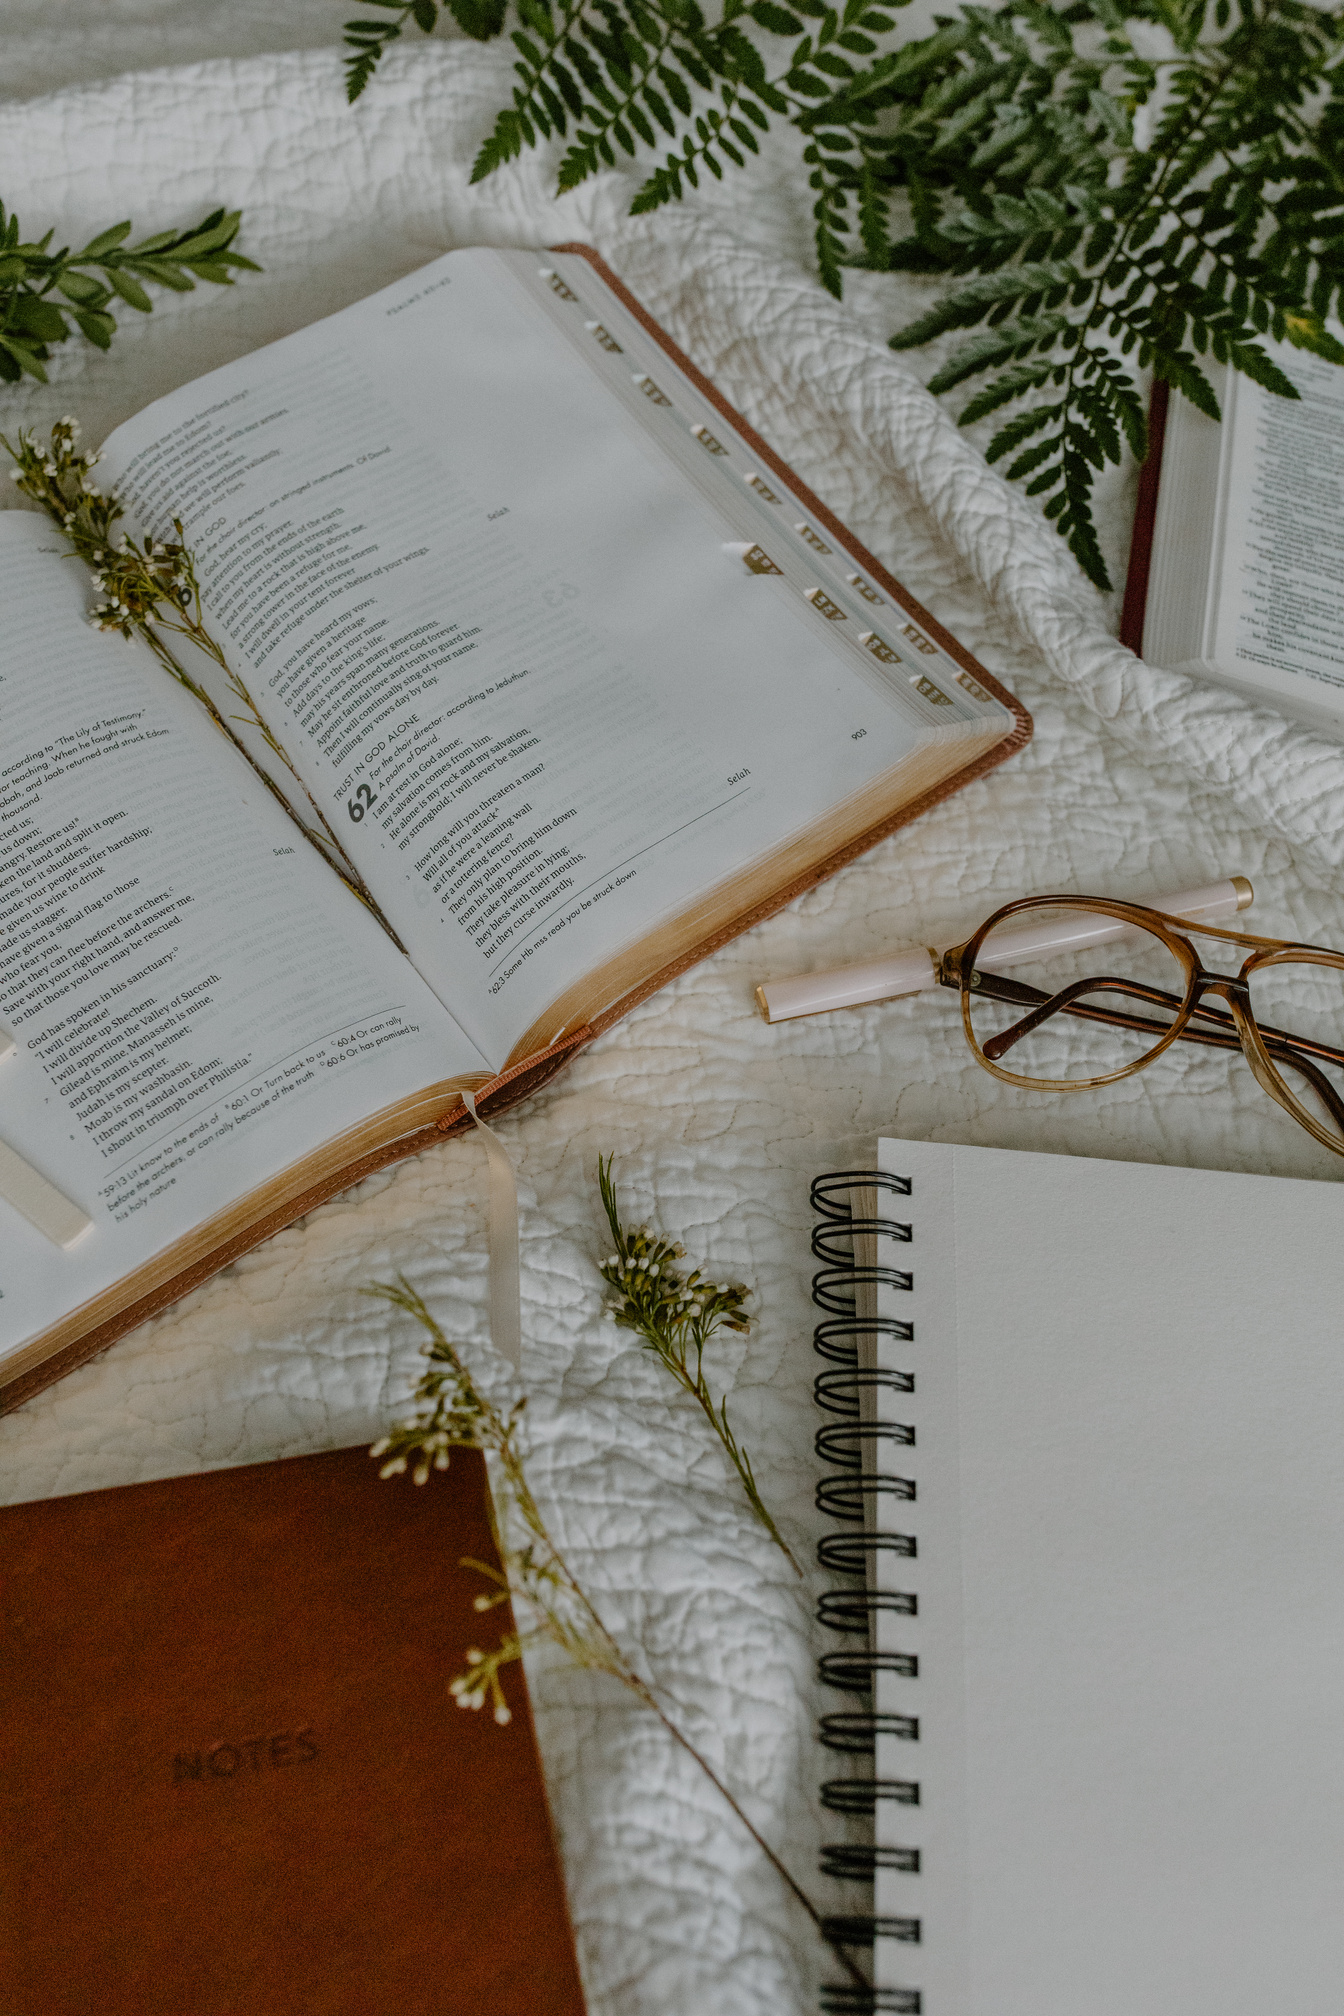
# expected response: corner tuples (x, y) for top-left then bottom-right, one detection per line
(461, 1090), (522, 1371)
(0, 1025), (94, 1249)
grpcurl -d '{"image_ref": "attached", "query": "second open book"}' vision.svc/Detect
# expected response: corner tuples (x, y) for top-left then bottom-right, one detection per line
(1126, 335), (1344, 735)
(0, 245), (1027, 1406)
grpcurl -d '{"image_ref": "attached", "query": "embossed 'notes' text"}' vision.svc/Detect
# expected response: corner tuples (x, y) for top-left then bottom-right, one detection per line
(172, 1727), (319, 1783)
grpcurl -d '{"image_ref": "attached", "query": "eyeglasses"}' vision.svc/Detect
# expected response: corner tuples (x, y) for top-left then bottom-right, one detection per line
(937, 896), (1344, 1158)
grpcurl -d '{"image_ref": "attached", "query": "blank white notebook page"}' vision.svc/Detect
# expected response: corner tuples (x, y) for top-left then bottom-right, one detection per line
(870, 1135), (1344, 2015)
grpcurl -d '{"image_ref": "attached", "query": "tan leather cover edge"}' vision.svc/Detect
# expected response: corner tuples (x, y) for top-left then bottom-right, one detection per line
(550, 242), (1034, 735)
(0, 1032), (591, 1415)
(546, 245), (1032, 1036)
(584, 728), (1016, 1038)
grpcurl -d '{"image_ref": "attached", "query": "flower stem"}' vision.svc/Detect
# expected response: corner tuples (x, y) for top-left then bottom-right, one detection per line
(2, 420), (405, 947)
(597, 1157), (804, 1575)
(368, 1278), (866, 1994)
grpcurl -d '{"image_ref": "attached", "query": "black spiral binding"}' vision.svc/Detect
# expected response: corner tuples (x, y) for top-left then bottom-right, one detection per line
(813, 1170), (922, 2016)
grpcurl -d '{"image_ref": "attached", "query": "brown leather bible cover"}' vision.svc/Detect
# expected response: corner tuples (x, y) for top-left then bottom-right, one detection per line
(0, 1444), (586, 2015)
(1120, 375), (1170, 655)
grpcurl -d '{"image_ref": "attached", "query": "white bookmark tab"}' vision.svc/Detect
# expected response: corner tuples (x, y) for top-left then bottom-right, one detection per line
(461, 1090), (522, 1371)
(0, 1027), (92, 1247)
(0, 1137), (93, 1249)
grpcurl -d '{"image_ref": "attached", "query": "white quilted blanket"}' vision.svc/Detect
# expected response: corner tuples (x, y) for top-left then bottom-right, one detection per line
(4, 19), (1344, 2013)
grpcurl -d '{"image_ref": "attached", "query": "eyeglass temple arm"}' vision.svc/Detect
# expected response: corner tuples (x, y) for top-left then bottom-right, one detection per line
(950, 969), (1197, 1062)
(975, 972), (1139, 1061)
(1268, 1046), (1344, 1134)
(954, 967), (1344, 1068)
(954, 970), (1344, 1129)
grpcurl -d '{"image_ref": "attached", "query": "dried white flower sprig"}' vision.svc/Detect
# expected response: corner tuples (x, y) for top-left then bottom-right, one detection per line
(369, 1275), (866, 1992)
(597, 1156), (802, 1575)
(2, 419), (399, 941)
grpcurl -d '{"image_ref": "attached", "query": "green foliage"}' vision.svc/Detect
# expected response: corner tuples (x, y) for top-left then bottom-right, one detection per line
(369, 1269), (865, 1989)
(340, 0), (1344, 589)
(878, 0), (1344, 587)
(3, 420), (398, 938)
(596, 1156), (802, 1573)
(343, 0), (506, 99)
(0, 206), (257, 385)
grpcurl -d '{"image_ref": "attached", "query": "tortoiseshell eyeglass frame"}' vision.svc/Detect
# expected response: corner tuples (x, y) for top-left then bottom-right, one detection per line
(935, 895), (1344, 1159)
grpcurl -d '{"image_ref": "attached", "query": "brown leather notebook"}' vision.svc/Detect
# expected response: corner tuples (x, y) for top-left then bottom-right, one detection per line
(1, 242), (1030, 1414)
(0, 1444), (586, 2015)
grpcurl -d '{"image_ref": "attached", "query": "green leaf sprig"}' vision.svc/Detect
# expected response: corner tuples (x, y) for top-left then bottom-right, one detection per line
(340, 0), (1344, 590)
(368, 1274), (867, 1994)
(0, 205), (257, 383)
(344, 0), (506, 100)
(596, 1155), (802, 1575)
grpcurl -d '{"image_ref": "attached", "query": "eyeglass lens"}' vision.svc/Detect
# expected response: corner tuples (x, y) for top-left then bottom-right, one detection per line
(965, 906), (1189, 1085)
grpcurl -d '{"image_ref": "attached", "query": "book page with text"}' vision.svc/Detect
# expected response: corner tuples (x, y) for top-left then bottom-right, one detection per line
(1210, 339), (1344, 720)
(97, 247), (967, 1069)
(0, 513), (488, 1364)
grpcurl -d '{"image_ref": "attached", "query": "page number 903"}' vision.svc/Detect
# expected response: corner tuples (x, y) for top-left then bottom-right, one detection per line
(347, 782), (378, 822)
(851, 728), (867, 740)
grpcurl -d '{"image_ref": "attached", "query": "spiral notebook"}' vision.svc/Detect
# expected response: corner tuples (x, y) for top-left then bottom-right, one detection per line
(810, 1137), (1344, 2016)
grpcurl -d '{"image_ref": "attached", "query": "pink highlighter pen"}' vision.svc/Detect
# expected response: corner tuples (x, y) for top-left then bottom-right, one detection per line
(755, 878), (1255, 1024)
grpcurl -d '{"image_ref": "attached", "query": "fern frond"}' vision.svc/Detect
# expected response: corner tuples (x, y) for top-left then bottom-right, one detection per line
(338, 0), (1344, 590)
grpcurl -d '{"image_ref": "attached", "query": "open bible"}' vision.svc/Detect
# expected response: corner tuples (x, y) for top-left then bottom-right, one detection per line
(0, 245), (1028, 1409)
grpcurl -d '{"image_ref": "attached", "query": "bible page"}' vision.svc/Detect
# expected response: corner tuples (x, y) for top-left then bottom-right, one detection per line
(1207, 338), (1344, 725)
(96, 246), (981, 1070)
(0, 513), (488, 1367)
